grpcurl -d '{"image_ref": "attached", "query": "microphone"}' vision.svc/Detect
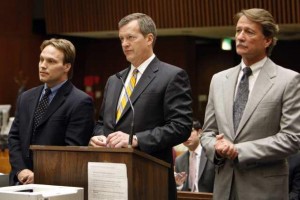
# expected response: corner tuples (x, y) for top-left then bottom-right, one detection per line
(116, 73), (135, 148)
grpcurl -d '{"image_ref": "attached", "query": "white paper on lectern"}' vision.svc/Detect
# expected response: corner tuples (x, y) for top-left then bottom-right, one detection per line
(88, 162), (128, 200)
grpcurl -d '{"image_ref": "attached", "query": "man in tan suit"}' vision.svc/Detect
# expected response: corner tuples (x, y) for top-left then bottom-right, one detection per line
(200, 8), (300, 200)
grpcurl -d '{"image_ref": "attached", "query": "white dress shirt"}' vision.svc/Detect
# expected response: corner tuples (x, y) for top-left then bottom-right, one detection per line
(234, 57), (267, 99)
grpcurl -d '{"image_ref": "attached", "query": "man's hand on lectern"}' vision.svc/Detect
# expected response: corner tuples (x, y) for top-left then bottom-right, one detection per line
(89, 135), (107, 147)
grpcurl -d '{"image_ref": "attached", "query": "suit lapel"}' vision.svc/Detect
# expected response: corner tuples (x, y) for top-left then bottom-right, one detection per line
(28, 87), (43, 125)
(26, 86), (43, 142)
(235, 59), (276, 137)
(183, 151), (190, 190)
(223, 66), (240, 139)
(38, 81), (72, 126)
(198, 149), (207, 181)
(131, 62), (157, 104)
(119, 59), (158, 121)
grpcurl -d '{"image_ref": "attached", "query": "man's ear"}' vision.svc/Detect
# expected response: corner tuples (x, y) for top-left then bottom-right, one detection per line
(64, 63), (71, 73)
(265, 37), (272, 48)
(146, 33), (154, 46)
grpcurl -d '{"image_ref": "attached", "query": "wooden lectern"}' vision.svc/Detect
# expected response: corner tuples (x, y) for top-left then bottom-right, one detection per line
(177, 191), (213, 200)
(31, 145), (170, 200)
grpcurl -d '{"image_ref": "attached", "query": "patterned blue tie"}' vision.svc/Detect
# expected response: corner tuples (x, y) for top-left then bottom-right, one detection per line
(233, 67), (252, 133)
(33, 88), (51, 133)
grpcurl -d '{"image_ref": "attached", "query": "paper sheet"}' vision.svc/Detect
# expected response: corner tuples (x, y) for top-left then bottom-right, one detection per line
(88, 162), (128, 200)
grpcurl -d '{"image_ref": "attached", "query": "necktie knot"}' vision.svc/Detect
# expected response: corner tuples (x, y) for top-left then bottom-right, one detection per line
(44, 88), (51, 97)
(192, 151), (197, 158)
(243, 67), (252, 77)
(133, 68), (138, 75)
(132, 69), (138, 86)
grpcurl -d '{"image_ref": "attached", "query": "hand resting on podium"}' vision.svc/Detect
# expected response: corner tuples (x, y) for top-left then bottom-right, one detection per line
(89, 131), (138, 148)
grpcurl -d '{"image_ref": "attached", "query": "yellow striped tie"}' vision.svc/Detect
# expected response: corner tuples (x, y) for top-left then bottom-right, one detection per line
(116, 69), (138, 121)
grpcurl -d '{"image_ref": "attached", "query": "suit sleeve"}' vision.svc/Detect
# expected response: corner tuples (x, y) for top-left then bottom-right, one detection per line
(64, 94), (95, 146)
(200, 74), (219, 163)
(8, 95), (28, 183)
(93, 78), (109, 136)
(175, 156), (180, 173)
(137, 69), (193, 153)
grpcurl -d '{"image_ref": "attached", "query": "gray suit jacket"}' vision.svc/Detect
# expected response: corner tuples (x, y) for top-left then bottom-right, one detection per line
(175, 149), (215, 192)
(201, 58), (300, 200)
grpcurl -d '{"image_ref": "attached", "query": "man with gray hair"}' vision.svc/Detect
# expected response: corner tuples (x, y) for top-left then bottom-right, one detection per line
(201, 8), (300, 200)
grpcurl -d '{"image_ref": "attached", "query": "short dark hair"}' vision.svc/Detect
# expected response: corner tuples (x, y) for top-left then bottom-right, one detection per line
(192, 120), (202, 131)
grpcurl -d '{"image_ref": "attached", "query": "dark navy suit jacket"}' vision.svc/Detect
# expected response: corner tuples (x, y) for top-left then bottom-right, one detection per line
(8, 81), (94, 184)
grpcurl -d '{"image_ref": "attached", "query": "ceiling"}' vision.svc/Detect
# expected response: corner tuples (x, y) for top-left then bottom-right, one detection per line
(62, 24), (300, 40)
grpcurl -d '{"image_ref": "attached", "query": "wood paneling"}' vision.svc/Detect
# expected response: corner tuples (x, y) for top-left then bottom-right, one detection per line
(44, 0), (300, 34)
(0, 0), (44, 114)
(0, 149), (10, 174)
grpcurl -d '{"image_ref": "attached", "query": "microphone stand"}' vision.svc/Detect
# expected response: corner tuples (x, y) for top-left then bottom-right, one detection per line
(116, 73), (135, 148)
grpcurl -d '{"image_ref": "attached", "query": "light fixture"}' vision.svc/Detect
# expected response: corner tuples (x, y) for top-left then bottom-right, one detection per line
(221, 38), (232, 51)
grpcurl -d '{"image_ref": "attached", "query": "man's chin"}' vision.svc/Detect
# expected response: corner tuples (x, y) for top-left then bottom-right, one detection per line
(39, 77), (47, 83)
(126, 57), (133, 63)
(183, 142), (190, 146)
(236, 48), (248, 56)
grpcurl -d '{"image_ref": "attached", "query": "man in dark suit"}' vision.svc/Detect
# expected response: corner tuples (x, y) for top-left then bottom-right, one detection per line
(8, 38), (94, 185)
(89, 13), (193, 200)
(175, 120), (214, 193)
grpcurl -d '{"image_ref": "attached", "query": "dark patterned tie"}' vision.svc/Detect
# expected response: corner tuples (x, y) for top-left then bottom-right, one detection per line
(233, 67), (252, 133)
(33, 88), (51, 134)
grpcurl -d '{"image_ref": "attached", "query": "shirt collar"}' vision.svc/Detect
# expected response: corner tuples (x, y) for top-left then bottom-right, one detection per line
(241, 57), (267, 74)
(43, 80), (67, 95)
(189, 144), (202, 156)
(130, 54), (155, 75)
